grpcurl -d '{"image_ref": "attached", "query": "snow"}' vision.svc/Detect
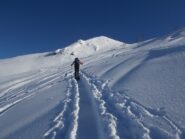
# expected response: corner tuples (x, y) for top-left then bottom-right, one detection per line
(0, 30), (185, 139)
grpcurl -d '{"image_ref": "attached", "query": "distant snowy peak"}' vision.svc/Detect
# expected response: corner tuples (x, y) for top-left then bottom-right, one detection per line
(86, 36), (124, 48)
(55, 36), (125, 57)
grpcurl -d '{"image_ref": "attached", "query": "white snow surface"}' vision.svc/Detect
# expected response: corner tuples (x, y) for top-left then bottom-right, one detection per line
(0, 32), (185, 139)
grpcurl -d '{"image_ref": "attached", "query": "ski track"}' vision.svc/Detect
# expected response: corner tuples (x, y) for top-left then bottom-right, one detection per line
(82, 72), (183, 139)
(43, 74), (80, 139)
(0, 68), (66, 99)
(0, 71), (47, 100)
(0, 69), (66, 116)
(43, 78), (73, 139)
(68, 78), (80, 139)
(82, 73), (120, 139)
(0, 70), (50, 97)
(44, 72), (117, 139)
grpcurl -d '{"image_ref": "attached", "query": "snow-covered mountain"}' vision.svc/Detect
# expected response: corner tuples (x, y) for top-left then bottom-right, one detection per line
(0, 29), (185, 139)
(0, 36), (125, 77)
(55, 36), (124, 56)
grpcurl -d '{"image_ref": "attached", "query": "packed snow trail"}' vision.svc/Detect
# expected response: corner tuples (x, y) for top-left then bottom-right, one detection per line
(82, 73), (120, 139)
(43, 75), (80, 139)
(77, 76), (104, 139)
(43, 77), (74, 139)
(44, 73), (121, 139)
(44, 74), (104, 139)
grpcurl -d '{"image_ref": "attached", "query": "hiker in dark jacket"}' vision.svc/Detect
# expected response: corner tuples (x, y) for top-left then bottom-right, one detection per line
(71, 57), (83, 79)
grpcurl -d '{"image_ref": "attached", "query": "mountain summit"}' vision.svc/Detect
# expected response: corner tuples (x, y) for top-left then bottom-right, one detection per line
(55, 36), (125, 57)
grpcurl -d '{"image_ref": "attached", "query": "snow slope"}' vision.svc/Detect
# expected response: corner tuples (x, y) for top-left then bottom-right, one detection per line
(0, 31), (185, 139)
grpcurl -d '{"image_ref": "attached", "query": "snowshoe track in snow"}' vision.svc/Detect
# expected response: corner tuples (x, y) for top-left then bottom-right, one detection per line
(43, 71), (184, 139)
(82, 72), (183, 139)
(44, 73), (103, 139)
(43, 76), (80, 139)
(0, 69), (184, 139)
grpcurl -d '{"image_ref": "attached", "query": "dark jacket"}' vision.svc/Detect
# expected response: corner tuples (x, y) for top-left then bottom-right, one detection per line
(71, 58), (83, 72)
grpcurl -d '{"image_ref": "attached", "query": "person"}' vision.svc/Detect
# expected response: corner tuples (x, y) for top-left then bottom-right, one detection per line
(71, 57), (83, 80)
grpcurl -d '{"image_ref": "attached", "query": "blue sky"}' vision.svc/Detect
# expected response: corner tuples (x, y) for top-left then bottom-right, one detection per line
(0, 0), (185, 59)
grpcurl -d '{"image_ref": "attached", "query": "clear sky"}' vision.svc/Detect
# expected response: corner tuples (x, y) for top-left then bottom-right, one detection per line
(0, 0), (185, 59)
